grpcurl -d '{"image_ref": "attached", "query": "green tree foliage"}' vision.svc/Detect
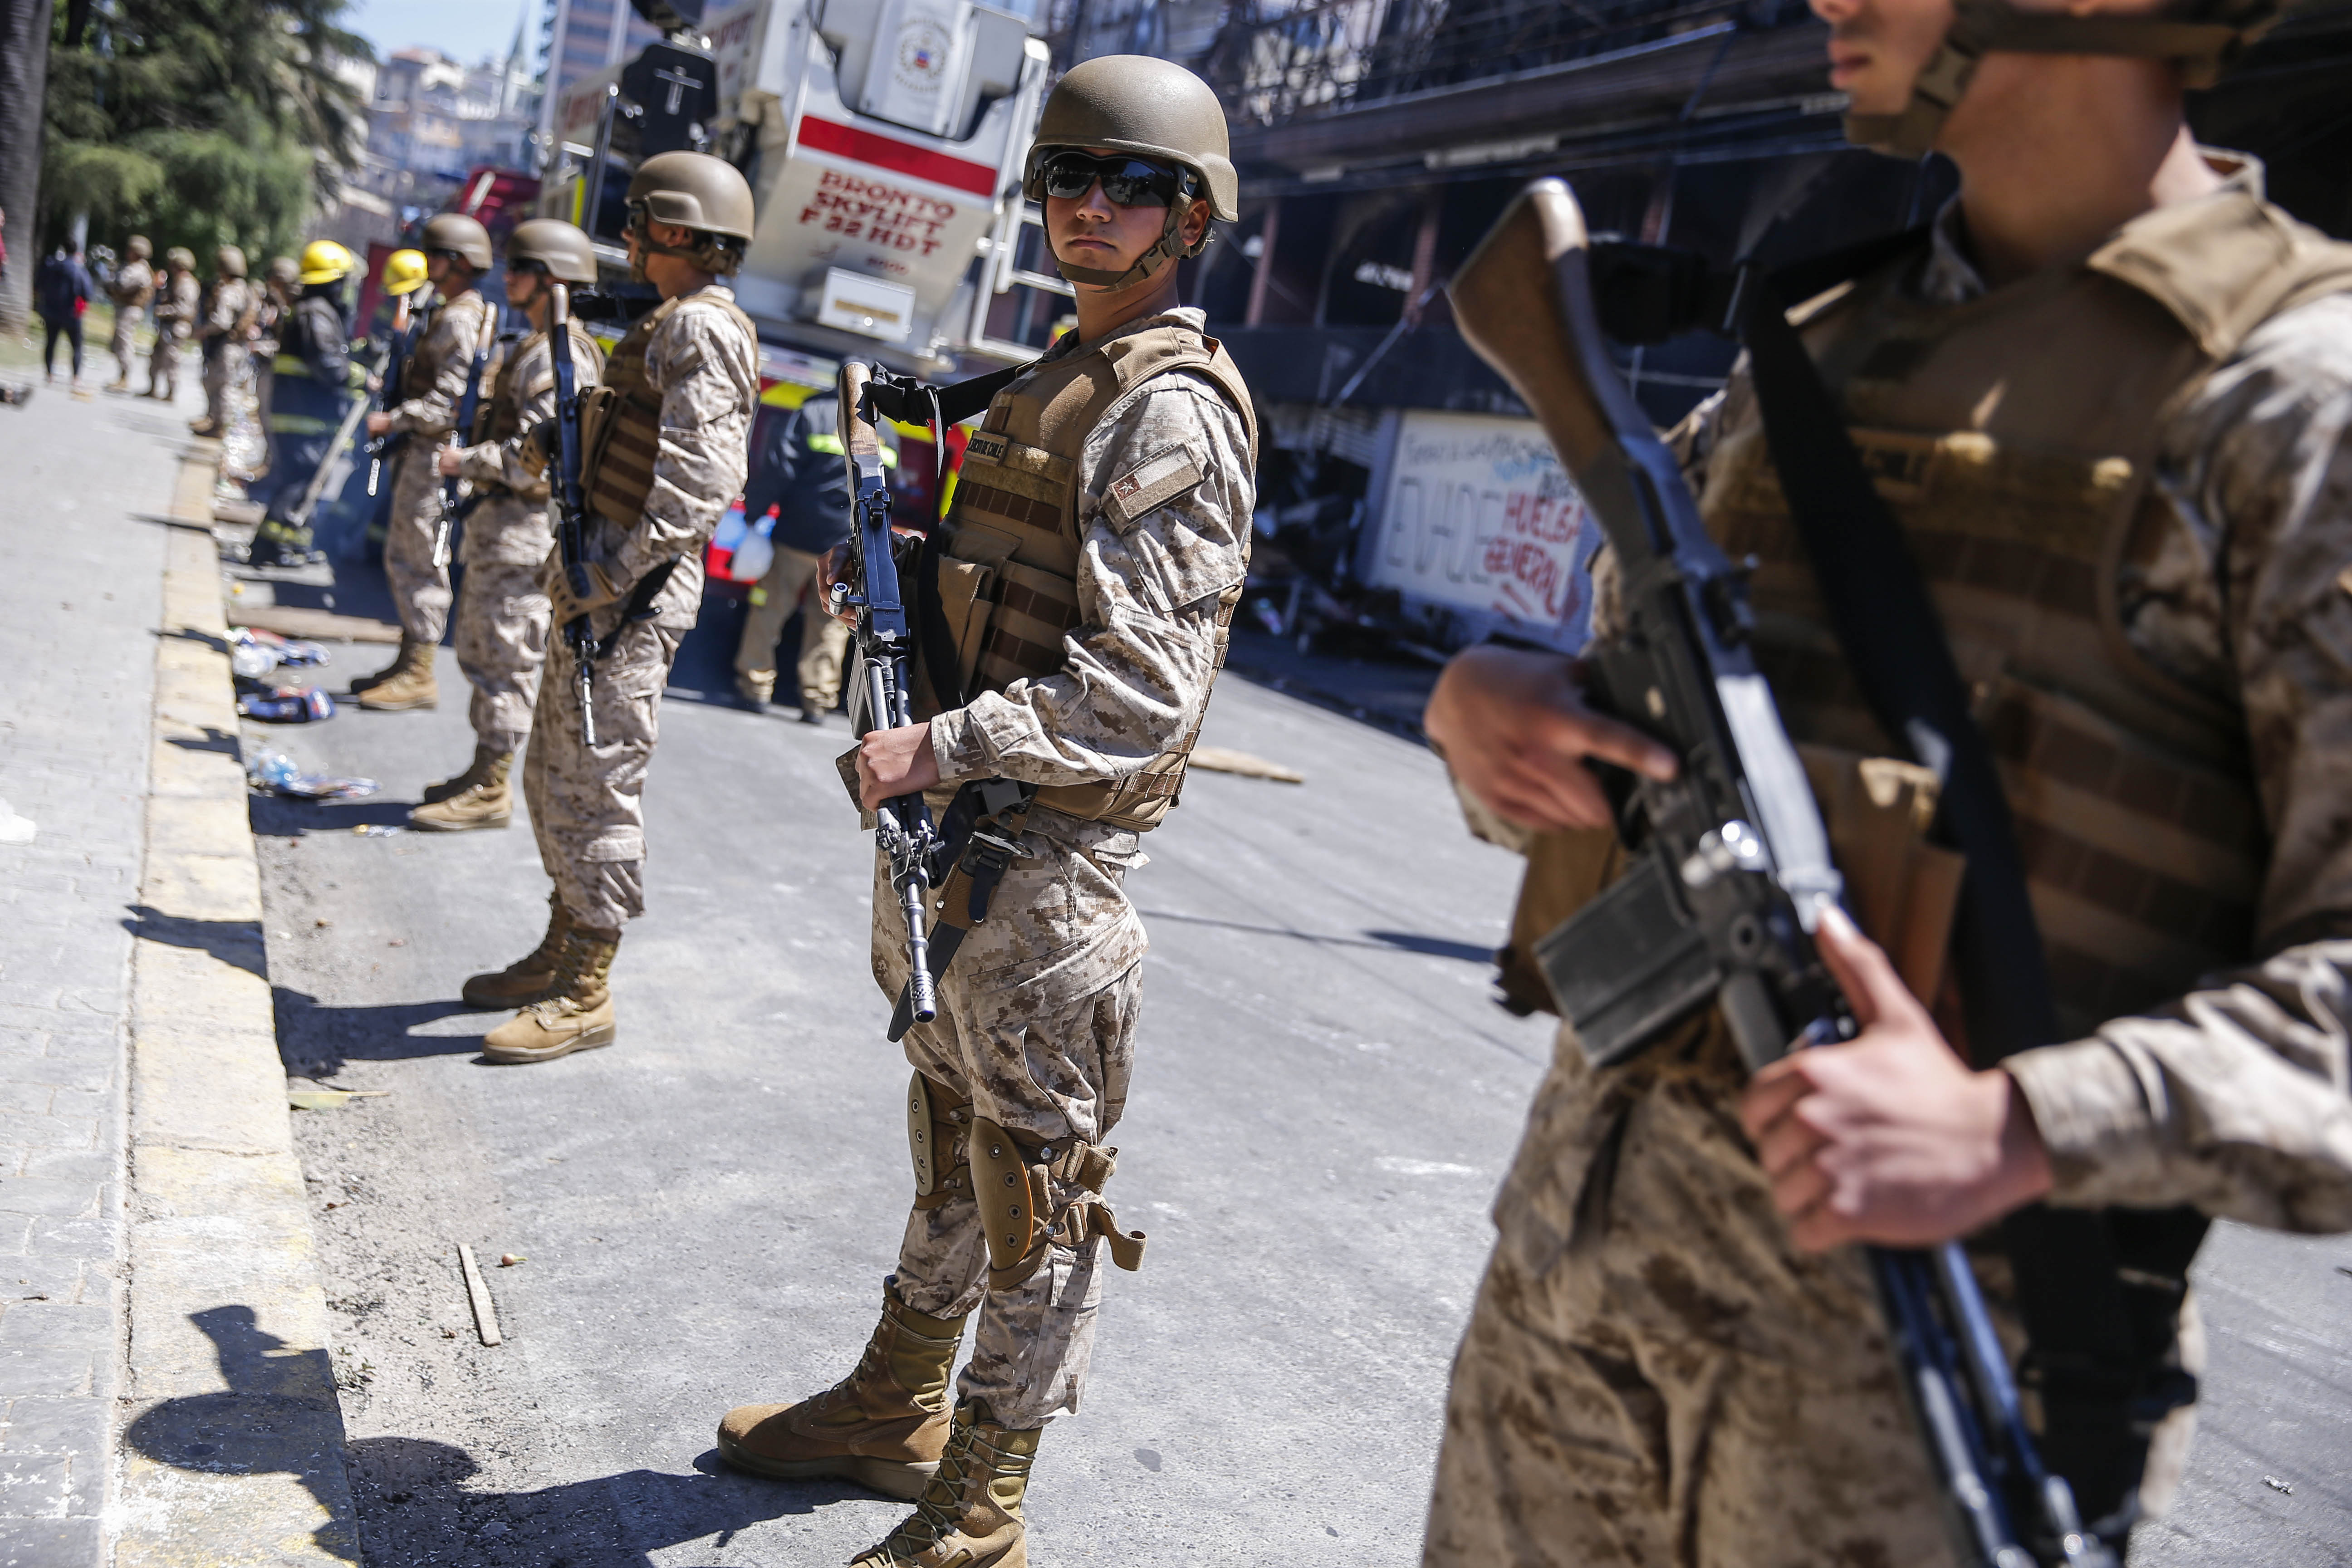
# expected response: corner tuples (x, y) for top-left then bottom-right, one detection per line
(42, 0), (372, 263)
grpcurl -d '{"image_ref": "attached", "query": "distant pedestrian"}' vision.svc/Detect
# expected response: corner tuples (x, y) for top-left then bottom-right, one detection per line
(193, 245), (257, 436)
(106, 235), (156, 391)
(730, 379), (893, 721)
(35, 242), (93, 396)
(148, 249), (200, 402)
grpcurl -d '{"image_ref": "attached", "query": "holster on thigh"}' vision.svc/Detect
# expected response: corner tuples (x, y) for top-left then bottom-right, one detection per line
(969, 1114), (1146, 1291)
(908, 1072), (974, 1210)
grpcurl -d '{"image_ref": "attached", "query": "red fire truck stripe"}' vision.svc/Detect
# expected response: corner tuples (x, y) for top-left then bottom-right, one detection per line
(798, 117), (1000, 197)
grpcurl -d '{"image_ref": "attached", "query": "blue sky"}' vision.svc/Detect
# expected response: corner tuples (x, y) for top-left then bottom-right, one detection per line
(348, 0), (536, 69)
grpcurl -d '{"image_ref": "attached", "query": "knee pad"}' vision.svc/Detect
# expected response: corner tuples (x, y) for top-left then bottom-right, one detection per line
(969, 1115), (1145, 1290)
(907, 1071), (973, 1209)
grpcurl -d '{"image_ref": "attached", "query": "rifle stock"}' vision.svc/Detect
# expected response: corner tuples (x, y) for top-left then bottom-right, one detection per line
(839, 360), (940, 1028)
(1448, 181), (2105, 1568)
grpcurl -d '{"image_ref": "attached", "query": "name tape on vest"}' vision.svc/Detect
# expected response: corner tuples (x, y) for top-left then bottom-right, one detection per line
(1104, 446), (1205, 528)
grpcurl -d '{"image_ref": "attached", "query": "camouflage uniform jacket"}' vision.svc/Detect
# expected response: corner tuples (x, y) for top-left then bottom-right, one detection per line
(876, 306), (1256, 1141)
(453, 323), (603, 569)
(387, 288), (491, 441)
(196, 277), (251, 348)
(110, 258), (153, 311)
(573, 283), (758, 632)
(1669, 158), (2352, 1231)
(153, 272), (200, 338)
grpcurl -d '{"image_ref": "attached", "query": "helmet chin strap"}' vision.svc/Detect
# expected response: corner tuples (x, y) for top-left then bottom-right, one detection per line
(1050, 195), (1196, 291)
(1845, 0), (2255, 158)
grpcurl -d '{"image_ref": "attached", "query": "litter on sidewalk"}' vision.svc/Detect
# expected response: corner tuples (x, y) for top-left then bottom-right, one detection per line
(286, 1078), (390, 1111)
(236, 682), (335, 722)
(230, 626), (331, 679)
(246, 750), (379, 799)
(0, 798), (35, 845)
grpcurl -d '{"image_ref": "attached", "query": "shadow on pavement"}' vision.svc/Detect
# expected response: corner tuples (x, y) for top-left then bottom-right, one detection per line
(167, 724), (242, 756)
(126, 1307), (832, 1565)
(121, 1306), (363, 1563)
(121, 904), (268, 978)
(248, 793), (418, 838)
(1138, 909), (1495, 964)
(347, 1437), (837, 1567)
(274, 987), (490, 1076)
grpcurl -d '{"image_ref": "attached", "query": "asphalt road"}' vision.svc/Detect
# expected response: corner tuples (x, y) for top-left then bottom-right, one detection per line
(240, 583), (1550, 1567)
(222, 561), (2352, 1566)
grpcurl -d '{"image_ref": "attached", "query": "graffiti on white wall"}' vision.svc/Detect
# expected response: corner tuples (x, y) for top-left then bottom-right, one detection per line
(1367, 411), (1600, 649)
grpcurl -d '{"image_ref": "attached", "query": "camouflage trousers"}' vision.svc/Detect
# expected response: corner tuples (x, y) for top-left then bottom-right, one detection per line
(734, 543), (849, 710)
(202, 343), (233, 428)
(383, 446), (454, 645)
(148, 335), (187, 401)
(523, 616), (681, 933)
(110, 305), (144, 384)
(870, 820), (1148, 1428)
(451, 550), (550, 755)
(1423, 1018), (1963, 1568)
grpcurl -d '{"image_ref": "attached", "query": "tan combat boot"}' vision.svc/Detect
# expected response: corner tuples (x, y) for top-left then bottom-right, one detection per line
(461, 895), (572, 1009)
(481, 924), (618, 1063)
(356, 636), (438, 711)
(409, 750), (513, 831)
(420, 743), (496, 804)
(717, 1283), (967, 1499)
(850, 1400), (1039, 1568)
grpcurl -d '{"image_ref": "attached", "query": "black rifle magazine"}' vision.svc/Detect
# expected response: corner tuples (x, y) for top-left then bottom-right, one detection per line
(1534, 853), (1722, 1068)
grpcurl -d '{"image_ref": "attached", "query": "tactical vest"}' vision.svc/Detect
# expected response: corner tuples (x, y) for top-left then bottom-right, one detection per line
(582, 291), (757, 527)
(1690, 191), (2352, 1040)
(396, 294), (449, 400)
(914, 318), (1258, 832)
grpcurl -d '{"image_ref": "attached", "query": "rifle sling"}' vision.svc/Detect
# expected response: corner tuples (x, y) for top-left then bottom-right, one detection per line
(887, 779), (1035, 1040)
(1729, 248), (2205, 1530)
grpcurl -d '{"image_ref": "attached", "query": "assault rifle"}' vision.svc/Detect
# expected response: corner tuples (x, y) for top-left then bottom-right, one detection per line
(364, 291), (421, 502)
(545, 283), (680, 750)
(433, 302), (501, 569)
(1449, 181), (2111, 1568)
(835, 359), (941, 1028)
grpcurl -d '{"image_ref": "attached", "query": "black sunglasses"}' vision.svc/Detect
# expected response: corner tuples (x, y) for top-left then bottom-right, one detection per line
(1039, 152), (1188, 209)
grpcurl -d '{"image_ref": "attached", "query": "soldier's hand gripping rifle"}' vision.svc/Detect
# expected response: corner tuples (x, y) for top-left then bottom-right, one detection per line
(835, 359), (942, 1028)
(1448, 181), (2112, 1568)
(433, 302), (500, 569)
(365, 292), (416, 500)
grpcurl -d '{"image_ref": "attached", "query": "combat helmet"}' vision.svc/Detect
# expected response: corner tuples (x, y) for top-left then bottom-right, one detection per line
(421, 211), (493, 271)
(125, 235), (152, 262)
(299, 240), (354, 286)
(505, 218), (600, 284)
(1848, 0), (2285, 156)
(623, 151), (755, 278)
(381, 248), (430, 297)
(165, 247), (195, 271)
(216, 245), (248, 279)
(266, 255), (301, 290)
(1022, 54), (1237, 289)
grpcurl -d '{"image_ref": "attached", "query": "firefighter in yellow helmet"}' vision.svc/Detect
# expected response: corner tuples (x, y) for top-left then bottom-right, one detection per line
(250, 240), (357, 568)
(713, 59), (1256, 1568)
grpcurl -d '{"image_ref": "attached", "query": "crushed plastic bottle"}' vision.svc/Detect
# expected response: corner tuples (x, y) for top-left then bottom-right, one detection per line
(237, 685), (335, 723)
(245, 750), (379, 799)
(230, 626), (331, 675)
(231, 641), (278, 679)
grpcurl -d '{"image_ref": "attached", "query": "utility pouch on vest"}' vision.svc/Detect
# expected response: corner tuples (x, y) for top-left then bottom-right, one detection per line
(970, 1116), (1144, 1290)
(1798, 746), (1965, 1008)
(581, 383), (662, 525)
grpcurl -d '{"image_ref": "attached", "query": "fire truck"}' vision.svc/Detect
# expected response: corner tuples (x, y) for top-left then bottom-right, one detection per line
(540, 0), (1067, 382)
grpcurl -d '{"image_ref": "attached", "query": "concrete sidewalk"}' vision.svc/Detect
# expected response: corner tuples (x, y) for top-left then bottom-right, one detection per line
(0, 382), (357, 1563)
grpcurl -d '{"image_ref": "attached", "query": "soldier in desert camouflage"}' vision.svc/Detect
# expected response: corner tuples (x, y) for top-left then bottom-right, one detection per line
(411, 220), (608, 835)
(146, 249), (199, 404)
(355, 212), (496, 714)
(1418, 0), (2352, 1561)
(713, 56), (1258, 1568)
(462, 156), (757, 1066)
(104, 235), (153, 393)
